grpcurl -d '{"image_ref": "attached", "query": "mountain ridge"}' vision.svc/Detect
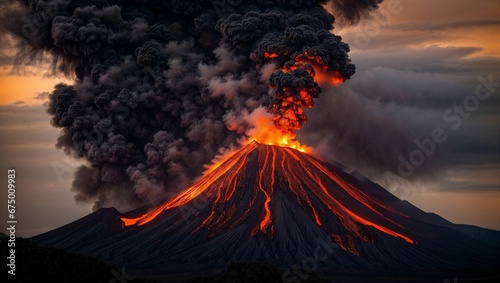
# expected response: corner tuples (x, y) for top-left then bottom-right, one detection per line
(31, 142), (500, 279)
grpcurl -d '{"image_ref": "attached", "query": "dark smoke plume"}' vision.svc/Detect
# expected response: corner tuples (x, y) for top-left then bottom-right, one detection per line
(0, 0), (380, 210)
(330, 0), (383, 25)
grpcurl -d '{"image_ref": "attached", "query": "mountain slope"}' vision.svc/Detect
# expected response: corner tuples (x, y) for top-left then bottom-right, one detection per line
(31, 142), (500, 278)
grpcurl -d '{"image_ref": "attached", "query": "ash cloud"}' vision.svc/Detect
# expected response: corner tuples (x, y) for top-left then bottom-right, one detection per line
(329, 0), (383, 25)
(0, 0), (381, 210)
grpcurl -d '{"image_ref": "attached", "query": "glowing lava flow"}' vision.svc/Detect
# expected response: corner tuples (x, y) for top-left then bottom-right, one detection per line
(282, 147), (413, 245)
(121, 142), (415, 251)
(121, 142), (258, 226)
(257, 144), (272, 231)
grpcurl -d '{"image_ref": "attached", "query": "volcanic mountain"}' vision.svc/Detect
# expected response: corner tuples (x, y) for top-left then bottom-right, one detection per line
(32, 141), (500, 279)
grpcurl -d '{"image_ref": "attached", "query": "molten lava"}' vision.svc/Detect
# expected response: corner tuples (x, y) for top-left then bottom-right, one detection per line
(121, 142), (414, 253)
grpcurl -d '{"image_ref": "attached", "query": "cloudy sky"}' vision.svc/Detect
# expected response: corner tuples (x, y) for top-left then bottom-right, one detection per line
(1, 0), (499, 237)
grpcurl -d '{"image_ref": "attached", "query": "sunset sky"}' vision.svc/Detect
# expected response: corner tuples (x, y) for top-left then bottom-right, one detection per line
(1, 0), (499, 237)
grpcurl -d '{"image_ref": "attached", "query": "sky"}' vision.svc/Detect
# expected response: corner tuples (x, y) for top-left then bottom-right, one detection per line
(0, 0), (499, 237)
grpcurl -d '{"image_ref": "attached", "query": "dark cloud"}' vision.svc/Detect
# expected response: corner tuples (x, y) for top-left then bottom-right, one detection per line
(351, 46), (500, 79)
(425, 169), (500, 192)
(390, 19), (500, 32)
(299, 49), (500, 185)
(10, 100), (25, 105)
(0, 54), (14, 66)
(329, 0), (383, 25)
(34, 91), (50, 101)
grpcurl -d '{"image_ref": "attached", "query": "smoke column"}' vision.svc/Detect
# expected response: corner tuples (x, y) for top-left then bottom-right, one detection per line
(0, 0), (381, 210)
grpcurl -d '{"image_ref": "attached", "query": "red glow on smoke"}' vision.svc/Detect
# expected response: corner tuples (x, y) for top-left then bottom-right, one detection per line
(266, 51), (346, 138)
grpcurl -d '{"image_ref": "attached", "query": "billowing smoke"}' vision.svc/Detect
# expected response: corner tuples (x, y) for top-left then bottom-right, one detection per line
(329, 0), (384, 25)
(0, 0), (381, 210)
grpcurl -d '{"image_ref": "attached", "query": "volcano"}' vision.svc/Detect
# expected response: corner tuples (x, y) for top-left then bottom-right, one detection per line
(32, 141), (500, 280)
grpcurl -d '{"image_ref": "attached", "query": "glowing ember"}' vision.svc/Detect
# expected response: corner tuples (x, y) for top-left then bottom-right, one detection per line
(266, 51), (346, 138)
(264, 52), (280, 58)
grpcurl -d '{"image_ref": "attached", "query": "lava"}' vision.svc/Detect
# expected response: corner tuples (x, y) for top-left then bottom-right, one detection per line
(121, 142), (257, 226)
(121, 142), (414, 251)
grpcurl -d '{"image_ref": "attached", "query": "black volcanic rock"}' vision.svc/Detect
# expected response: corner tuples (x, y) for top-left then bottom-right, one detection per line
(31, 142), (500, 280)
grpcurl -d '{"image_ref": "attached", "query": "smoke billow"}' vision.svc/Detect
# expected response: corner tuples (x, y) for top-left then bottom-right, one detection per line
(330, 0), (384, 25)
(0, 0), (381, 210)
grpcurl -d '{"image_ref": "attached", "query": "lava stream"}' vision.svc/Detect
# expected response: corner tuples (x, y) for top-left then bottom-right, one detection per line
(121, 141), (414, 247)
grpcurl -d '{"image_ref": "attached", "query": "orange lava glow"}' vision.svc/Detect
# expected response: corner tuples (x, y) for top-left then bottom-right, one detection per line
(121, 142), (414, 249)
(313, 69), (344, 87)
(200, 107), (311, 185)
(244, 112), (311, 153)
(266, 50), (346, 137)
(264, 52), (280, 58)
(294, 52), (346, 88)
